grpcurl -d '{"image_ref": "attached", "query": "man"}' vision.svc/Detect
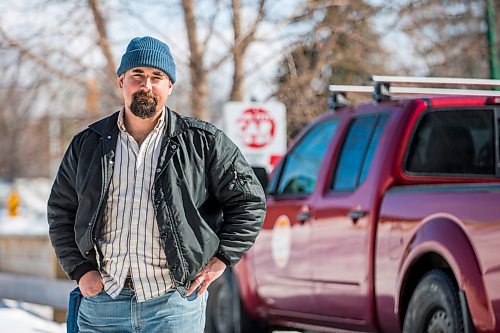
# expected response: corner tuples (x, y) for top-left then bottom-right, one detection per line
(47, 36), (266, 332)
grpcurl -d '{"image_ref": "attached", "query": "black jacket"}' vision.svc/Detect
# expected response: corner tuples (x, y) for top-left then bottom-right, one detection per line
(47, 109), (266, 296)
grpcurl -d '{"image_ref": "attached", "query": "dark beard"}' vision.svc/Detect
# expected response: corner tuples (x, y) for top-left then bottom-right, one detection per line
(129, 90), (159, 119)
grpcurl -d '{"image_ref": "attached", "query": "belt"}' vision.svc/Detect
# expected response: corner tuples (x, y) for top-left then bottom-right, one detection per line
(124, 277), (135, 290)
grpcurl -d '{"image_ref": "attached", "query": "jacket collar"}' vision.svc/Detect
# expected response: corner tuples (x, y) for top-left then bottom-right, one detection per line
(88, 110), (120, 136)
(88, 107), (189, 139)
(164, 107), (188, 138)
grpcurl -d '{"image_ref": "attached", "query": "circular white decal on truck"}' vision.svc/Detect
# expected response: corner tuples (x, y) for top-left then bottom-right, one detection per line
(271, 215), (291, 268)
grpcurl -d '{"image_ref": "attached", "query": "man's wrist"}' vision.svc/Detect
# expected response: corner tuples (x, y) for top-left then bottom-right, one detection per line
(215, 252), (231, 267)
(73, 263), (99, 282)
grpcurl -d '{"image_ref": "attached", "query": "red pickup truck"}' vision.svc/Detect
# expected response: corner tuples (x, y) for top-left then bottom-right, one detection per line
(206, 81), (500, 333)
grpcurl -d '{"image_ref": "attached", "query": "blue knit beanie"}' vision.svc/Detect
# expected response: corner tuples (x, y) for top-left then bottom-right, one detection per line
(117, 36), (176, 83)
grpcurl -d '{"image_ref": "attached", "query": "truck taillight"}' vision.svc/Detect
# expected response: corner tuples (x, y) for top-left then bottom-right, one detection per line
(486, 96), (500, 105)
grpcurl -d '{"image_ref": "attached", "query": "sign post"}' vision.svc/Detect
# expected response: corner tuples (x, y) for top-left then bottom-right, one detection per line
(223, 101), (286, 172)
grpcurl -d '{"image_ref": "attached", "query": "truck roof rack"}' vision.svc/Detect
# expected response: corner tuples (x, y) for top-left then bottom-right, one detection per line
(371, 75), (500, 87)
(327, 91), (350, 111)
(328, 75), (500, 106)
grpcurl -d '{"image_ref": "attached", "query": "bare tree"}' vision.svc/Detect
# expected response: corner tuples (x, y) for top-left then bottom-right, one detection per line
(179, 0), (273, 119)
(274, 0), (389, 138)
(0, 0), (121, 179)
(0, 50), (51, 180)
(230, 0), (266, 101)
(89, 0), (118, 83)
(182, 0), (210, 120)
(394, 0), (495, 78)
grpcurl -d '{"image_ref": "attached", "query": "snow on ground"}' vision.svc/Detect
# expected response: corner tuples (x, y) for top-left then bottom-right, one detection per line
(0, 213), (48, 236)
(0, 299), (65, 333)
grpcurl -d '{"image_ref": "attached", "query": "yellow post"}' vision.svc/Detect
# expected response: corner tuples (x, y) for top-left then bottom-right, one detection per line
(6, 188), (20, 217)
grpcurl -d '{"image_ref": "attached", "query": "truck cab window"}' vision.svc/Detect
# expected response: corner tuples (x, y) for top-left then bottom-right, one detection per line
(406, 109), (495, 176)
(332, 115), (388, 191)
(274, 118), (339, 196)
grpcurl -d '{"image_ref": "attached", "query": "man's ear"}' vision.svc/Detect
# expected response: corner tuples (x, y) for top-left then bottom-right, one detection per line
(118, 75), (124, 89)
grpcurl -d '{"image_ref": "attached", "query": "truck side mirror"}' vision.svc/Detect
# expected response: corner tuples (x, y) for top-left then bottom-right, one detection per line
(252, 167), (269, 193)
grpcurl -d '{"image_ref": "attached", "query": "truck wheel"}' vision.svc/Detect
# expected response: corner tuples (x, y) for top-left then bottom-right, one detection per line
(205, 270), (269, 333)
(403, 269), (464, 333)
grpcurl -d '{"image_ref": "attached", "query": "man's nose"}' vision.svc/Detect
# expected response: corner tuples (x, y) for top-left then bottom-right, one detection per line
(141, 77), (153, 90)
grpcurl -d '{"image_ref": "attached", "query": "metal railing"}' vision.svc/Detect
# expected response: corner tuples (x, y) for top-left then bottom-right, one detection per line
(327, 75), (500, 108)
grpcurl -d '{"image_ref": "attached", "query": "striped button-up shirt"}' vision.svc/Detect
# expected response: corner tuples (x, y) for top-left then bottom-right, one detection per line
(98, 108), (173, 302)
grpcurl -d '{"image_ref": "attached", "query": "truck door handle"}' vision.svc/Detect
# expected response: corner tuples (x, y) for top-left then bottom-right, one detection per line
(297, 211), (312, 224)
(348, 210), (366, 224)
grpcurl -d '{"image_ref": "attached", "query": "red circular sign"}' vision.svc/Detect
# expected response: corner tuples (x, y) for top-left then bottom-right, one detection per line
(236, 108), (276, 148)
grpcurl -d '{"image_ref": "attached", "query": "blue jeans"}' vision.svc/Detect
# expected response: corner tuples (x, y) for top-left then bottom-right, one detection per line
(77, 288), (207, 332)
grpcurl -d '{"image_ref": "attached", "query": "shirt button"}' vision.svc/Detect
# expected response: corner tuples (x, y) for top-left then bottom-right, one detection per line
(156, 168), (161, 173)
(171, 144), (177, 149)
(107, 135), (112, 140)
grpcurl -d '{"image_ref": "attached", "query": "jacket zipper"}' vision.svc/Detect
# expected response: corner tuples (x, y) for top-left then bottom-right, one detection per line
(152, 142), (181, 291)
(151, 184), (179, 291)
(88, 150), (114, 247)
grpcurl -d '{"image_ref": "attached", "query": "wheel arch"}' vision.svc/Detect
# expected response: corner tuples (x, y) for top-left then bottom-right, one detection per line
(397, 252), (455, 328)
(395, 215), (495, 331)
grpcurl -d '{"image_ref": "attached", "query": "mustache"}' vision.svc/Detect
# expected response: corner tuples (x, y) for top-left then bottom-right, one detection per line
(132, 90), (159, 104)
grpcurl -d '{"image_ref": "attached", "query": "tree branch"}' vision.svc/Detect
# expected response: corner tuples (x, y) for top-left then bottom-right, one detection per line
(88, 0), (116, 80)
(0, 27), (87, 86)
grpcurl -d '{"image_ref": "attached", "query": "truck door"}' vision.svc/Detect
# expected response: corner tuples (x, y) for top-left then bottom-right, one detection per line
(310, 114), (388, 326)
(253, 118), (339, 316)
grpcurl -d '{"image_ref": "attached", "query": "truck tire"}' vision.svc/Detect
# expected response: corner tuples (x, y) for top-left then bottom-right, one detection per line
(403, 269), (464, 333)
(205, 270), (269, 333)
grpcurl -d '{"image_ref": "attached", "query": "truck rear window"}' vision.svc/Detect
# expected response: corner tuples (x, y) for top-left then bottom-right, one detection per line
(405, 109), (495, 176)
(331, 114), (388, 191)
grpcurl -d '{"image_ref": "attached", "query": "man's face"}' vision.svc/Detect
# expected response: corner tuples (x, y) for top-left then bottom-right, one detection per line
(119, 67), (173, 119)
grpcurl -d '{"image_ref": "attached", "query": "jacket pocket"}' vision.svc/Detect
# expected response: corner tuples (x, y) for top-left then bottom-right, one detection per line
(227, 164), (254, 196)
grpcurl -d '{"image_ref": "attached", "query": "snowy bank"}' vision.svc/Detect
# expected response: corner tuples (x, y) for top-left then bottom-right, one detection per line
(0, 299), (65, 333)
